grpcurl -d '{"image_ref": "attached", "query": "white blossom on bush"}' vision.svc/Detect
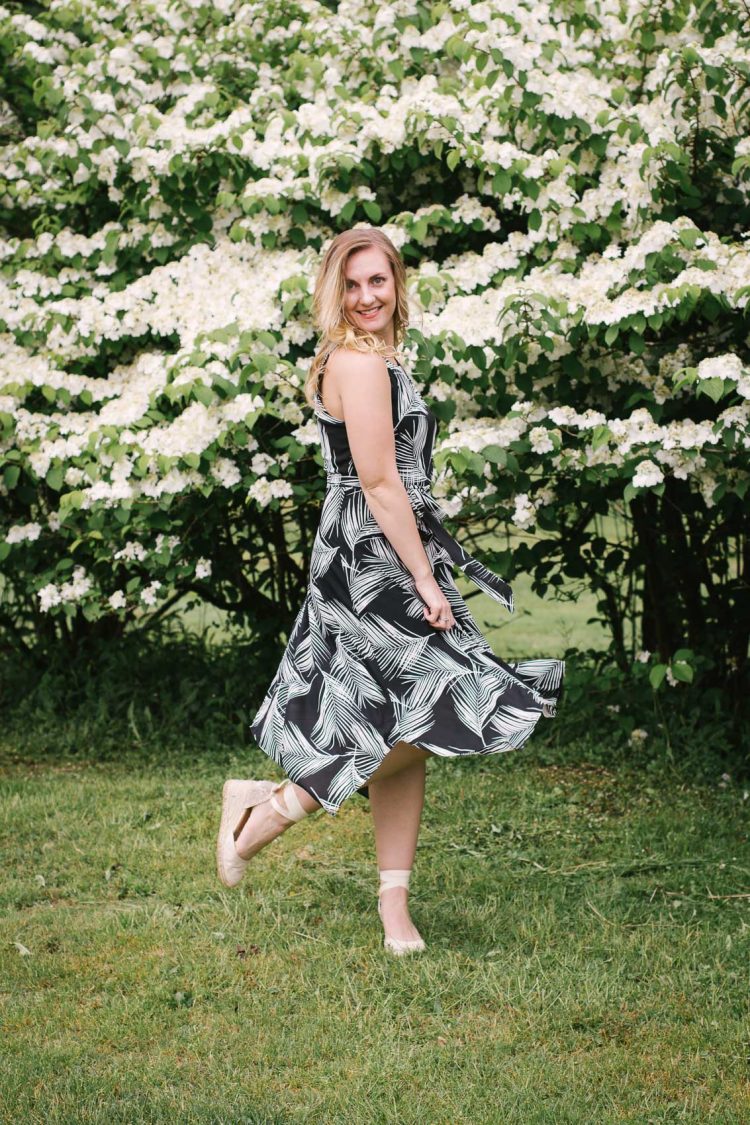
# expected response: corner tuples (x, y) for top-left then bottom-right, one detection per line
(6, 522), (42, 544)
(114, 541), (148, 562)
(511, 493), (537, 530)
(140, 580), (162, 607)
(632, 460), (665, 489)
(211, 457), (242, 487)
(37, 566), (92, 612)
(529, 426), (555, 454)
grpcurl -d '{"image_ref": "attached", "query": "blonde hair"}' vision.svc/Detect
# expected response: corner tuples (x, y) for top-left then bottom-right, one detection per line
(304, 227), (410, 409)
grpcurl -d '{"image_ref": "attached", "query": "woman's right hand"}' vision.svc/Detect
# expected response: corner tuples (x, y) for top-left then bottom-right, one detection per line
(413, 573), (456, 631)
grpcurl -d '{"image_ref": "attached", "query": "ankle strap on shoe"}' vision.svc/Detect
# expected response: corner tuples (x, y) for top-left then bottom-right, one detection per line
(379, 868), (412, 892)
(270, 781), (308, 823)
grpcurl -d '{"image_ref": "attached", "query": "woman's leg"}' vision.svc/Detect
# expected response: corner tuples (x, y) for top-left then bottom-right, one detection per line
(234, 782), (321, 860)
(235, 742), (431, 862)
(369, 741), (430, 943)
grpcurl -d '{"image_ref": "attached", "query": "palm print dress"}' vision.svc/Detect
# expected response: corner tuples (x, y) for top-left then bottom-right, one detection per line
(250, 352), (565, 815)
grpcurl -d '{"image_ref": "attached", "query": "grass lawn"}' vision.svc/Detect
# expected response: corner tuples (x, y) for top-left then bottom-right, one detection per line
(2, 745), (748, 1123)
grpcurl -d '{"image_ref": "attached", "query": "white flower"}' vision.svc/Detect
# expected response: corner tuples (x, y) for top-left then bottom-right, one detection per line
(529, 426), (554, 454)
(630, 728), (649, 742)
(140, 580), (162, 606)
(251, 452), (276, 475)
(38, 583), (62, 612)
(269, 479), (293, 499)
(6, 522), (42, 544)
(65, 566), (92, 601)
(696, 354), (743, 382)
(155, 533), (180, 552)
(114, 540), (148, 562)
(632, 460), (664, 489)
(195, 557), (212, 579)
(37, 565), (92, 612)
(108, 590), (127, 610)
(247, 477), (273, 508)
(635, 650), (651, 663)
(511, 493), (536, 530)
(210, 457), (242, 488)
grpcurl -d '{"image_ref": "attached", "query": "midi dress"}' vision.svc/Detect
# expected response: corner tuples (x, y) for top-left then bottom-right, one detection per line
(249, 352), (565, 815)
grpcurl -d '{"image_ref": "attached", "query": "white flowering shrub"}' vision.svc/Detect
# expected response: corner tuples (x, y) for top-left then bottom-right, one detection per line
(0, 0), (748, 696)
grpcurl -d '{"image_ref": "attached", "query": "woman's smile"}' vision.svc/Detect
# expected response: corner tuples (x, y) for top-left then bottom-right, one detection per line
(358, 305), (383, 320)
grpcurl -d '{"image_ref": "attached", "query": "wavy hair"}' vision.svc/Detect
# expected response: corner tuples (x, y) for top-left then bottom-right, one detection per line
(304, 227), (410, 410)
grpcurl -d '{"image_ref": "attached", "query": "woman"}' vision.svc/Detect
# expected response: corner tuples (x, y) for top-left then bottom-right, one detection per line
(216, 228), (565, 955)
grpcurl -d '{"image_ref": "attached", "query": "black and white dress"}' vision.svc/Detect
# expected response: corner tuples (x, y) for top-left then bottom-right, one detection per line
(250, 352), (565, 815)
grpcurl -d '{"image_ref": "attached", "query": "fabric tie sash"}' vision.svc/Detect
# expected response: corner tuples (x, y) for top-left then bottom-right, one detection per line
(325, 470), (514, 614)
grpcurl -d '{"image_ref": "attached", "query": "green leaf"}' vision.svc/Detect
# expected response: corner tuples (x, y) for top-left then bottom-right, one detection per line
(4, 464), (20, 489)
(254, 354), (276, 375)
(629, 331), (645, 356)
(492, 170), (510, 195)
(484, 445), (507, 466)
(464, 451), (486, 475)
(46, 465), (63, 491)
(362, 200), (381, 222)
(591, 425), (611, 450)
(698, 377), (727, 403)
(192, 383), (214, 406)
(677, 227), (699, 249)
(340, 199), (357, 223)
(671, 661), (694, 683)
(649, 664), (667, 690)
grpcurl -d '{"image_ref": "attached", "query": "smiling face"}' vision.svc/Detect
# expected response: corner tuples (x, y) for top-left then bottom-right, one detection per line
(342, 245), (397, 346)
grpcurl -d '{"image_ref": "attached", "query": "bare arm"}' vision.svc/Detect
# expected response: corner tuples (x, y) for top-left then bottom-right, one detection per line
(332, 350), (432, 580)
(330, 349), (456, 630)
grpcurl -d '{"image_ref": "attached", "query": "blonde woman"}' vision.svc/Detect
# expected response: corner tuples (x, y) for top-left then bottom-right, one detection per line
(217, 228), (565, 955)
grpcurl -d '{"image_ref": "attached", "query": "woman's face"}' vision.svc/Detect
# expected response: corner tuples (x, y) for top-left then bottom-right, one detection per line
(342, 246), (397, 343)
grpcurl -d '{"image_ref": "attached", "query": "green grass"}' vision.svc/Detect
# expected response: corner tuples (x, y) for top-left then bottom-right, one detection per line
(2, 746), (748, 1123)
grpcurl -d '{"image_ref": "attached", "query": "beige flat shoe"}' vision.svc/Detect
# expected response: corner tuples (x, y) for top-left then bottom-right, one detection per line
(377, 868), (426, 956)
(216, 778), (309, 888)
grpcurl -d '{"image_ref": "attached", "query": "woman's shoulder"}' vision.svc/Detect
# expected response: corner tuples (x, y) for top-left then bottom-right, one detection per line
(325, 345), (399, 375)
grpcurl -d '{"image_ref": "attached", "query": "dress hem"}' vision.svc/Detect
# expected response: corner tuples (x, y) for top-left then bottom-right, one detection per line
(251, 697), (555, 818)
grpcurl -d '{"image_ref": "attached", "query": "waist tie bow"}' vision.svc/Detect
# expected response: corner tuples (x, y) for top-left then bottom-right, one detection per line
(325, 471), (514, 614)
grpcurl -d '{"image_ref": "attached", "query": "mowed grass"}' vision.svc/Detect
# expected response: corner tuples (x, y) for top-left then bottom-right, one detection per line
(2, 747), (748, 1123)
